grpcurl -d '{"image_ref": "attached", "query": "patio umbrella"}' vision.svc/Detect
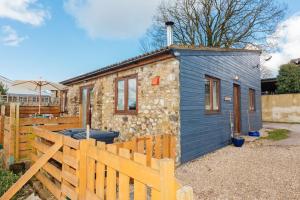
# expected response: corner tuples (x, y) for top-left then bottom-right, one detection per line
(13, 80), (66, 114)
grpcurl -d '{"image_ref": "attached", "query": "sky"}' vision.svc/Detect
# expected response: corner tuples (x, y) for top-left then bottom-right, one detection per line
(0, 0), (299, 82)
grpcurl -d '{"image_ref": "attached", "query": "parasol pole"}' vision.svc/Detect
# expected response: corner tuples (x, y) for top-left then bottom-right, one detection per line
(38, 83), (41, 115)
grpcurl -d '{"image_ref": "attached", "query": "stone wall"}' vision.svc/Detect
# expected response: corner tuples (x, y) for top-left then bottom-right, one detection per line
(66, 57), (181, 161)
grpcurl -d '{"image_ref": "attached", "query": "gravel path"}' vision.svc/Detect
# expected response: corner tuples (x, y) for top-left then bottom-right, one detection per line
(176, 125), (300, 200)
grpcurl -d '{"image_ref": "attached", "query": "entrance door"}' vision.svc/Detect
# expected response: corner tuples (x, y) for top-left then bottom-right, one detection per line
(81, 86), (93, 128)
(233, 84), (241, 134)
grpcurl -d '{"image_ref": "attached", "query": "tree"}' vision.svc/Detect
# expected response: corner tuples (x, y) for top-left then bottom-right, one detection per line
(260, 65), (273, 79)
(276, 64), (300, 94)
(140, 0), (286, 52)
(0, 82), (8, 95)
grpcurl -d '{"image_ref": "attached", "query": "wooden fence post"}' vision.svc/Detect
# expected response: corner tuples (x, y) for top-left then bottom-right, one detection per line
(61, 138), (69, 199)
(176, 186), (194, 200)
(0, 105), (5, 116)
(8, 103), (16, 166)
(170, 135), (176, 160)
(15, 103), (20, 161)
(0, 105), (5, 146)
(163, 134), (170, 158)
(160, 159), (175, 200)
(75, 140), (81, 198)
(78, 140), (88, 200)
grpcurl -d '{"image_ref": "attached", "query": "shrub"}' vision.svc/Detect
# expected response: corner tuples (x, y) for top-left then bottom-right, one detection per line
(0, 82), (8, 95)
(0, 168), (20, 197)
(276, 64), (300, 94)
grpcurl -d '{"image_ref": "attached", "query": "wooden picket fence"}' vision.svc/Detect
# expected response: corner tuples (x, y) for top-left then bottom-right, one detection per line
(0, 103), (193, 199)
(29, 127), (179, 199)
(81, 140), (183, 200)
(115, 134), (176, 166)
(1, 126), (193, 200)
(0, 103), (81, 167)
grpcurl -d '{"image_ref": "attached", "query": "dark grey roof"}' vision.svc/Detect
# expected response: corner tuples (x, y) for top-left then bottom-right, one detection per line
(261, 78), (277, 83)
(290, 58), (300, 65)
(61, 47), (172, 85)
(61, 45), (261, 85)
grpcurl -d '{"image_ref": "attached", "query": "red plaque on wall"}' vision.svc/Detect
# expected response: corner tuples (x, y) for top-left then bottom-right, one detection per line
(152, 76), (160, 86)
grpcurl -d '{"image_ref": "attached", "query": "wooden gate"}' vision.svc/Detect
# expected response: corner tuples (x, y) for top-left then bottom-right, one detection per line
(0, 134), (63, 200)
(80, 140), (192, 200)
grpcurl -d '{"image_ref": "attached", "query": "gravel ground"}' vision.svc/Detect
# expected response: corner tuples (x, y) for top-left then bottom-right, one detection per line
(176, 126), (300, 200)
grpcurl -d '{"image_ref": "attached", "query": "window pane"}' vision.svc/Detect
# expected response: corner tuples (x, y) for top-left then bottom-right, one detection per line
(89, 88), (94, 107)
(117, 80), (125, 110)
(128, 78), (137, 110)
(81, 88), (88, 127)
(212, 80), (219, 110)
(205, 78), (211, 110)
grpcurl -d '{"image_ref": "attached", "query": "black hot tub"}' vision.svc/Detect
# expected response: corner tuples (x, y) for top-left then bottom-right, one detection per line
(60, 129), (119, 144)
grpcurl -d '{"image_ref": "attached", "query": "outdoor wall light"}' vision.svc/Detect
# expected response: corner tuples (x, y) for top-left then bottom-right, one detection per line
(233, 74), (239, 81)
(252, 64), (260, 69)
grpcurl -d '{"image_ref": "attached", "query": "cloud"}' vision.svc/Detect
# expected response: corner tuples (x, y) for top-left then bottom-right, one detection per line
(0, 0), (49, 26)
(1, 25), (27, 46)
(264, 13), (300, 73)
(64, 0), (162, 39)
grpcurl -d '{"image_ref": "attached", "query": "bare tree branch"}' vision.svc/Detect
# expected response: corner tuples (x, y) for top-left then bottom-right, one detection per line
(140, 0), (286, 52)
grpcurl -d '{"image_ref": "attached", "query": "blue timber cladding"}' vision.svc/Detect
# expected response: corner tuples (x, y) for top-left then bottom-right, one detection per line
(177, 50), (262, 163)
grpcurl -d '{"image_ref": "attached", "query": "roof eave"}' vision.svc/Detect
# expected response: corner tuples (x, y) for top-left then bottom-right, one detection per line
(261, 78), (277, 83)
(60, 45), (261, 86)
(60, 47), (174, 85)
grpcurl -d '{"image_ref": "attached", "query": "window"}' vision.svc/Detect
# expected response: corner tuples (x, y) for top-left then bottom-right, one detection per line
(115, 74), (138, 114)
(205, 76), (220, 112)
(80, 85), (94, 127)
(249, 89), (255, 111)
(60, 90), (68, 113)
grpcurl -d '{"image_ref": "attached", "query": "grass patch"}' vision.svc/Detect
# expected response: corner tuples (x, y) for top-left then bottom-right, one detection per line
(263, 129), (289, 141)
